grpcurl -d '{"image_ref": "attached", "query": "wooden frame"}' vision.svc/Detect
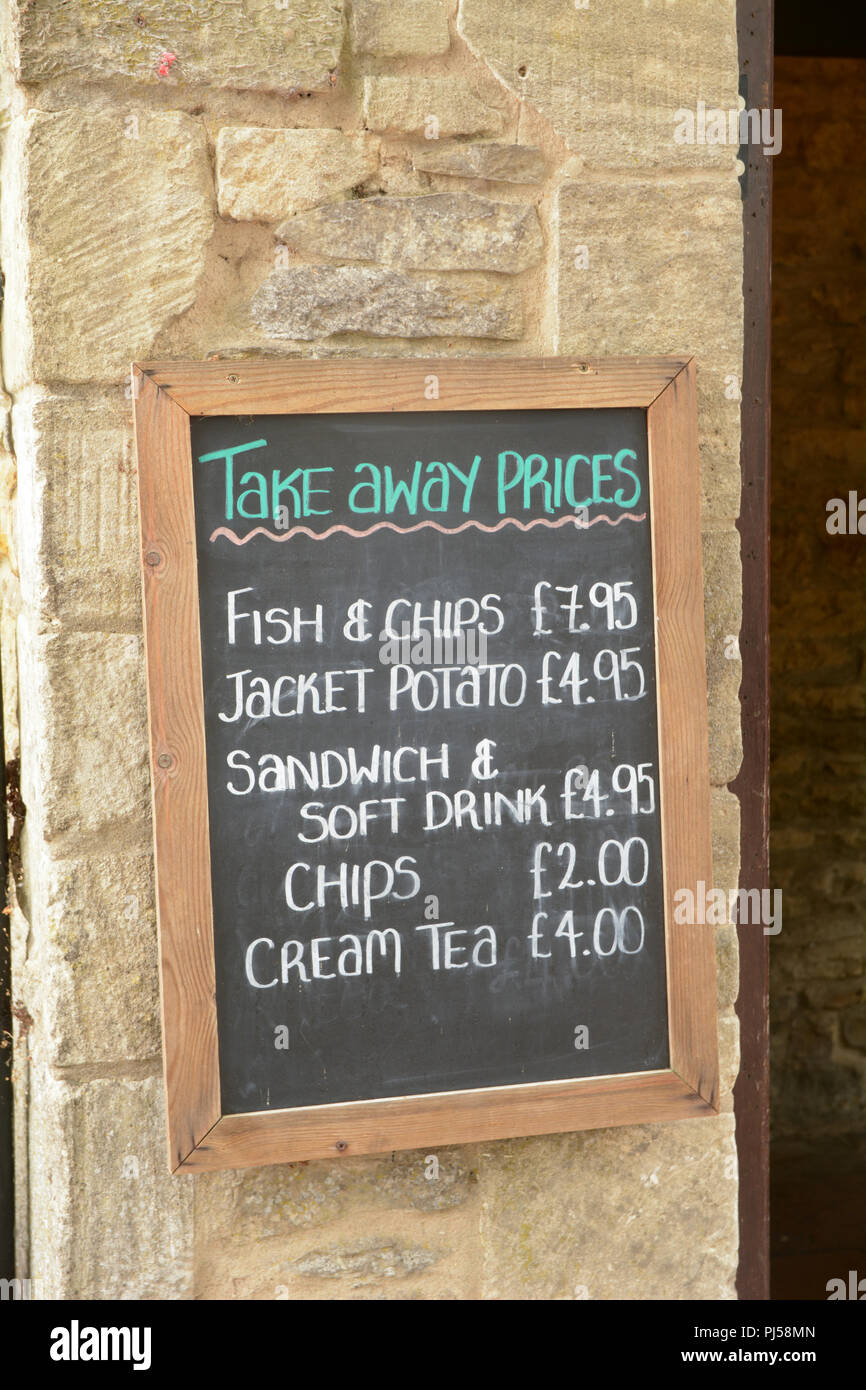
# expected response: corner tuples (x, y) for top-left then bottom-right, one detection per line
(133, 356), (718, 1174)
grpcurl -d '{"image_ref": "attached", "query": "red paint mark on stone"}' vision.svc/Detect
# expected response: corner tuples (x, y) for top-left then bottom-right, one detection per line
(157, 50), (177, 77)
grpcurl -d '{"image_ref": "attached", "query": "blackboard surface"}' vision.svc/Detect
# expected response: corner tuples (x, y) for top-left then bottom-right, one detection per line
(190, 407), (669, 1115)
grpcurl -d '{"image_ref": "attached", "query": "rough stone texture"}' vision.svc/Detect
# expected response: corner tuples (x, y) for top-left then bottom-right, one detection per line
(14, 391), (139, 626)
(11, 0), (345, 92)
(276, 193), (543, 272)
(251, 266), (524, 339)
(18, 626), (151, 845)
(697, 369), (742, 522)
(2, 110), (213, 387)
(216, 128), (380, 223)
(712, 788), (740, 1010)
(363, 76), (505, 137)
(292, 1239), (441, 1282)
(196, 1216), (477, 1300)
(28, 1069), (193, 1300)
(478, 1116), (738, 1299)
(702, 529), (744, 787)
(459, 0), (739, 166)
(718, 1014), (741, 1101)
(350, 0), (449, 58)
(26, 851), (160, 1067)
(193, 1151), (481, 1299)
(375, 150), (435, 199)
(771, 60), (866, 1145)
(711, 787), (740, 897)
(557, 179), (743, 362)
(717, 926), (740, 1012)
(195, 1148), (476, 1237)
(414, 141), (546, 184)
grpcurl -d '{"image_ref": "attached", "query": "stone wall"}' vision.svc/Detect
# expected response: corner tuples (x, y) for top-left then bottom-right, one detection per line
(771, 57), (866, 1146)
(0, 0), (744, 1299)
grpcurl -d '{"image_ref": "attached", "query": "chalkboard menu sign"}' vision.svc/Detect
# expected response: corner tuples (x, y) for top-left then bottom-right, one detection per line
(134, 358), (718, 1173)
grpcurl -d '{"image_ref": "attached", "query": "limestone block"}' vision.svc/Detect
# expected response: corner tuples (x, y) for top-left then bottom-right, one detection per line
(702, 528), (744, 786)
(3, 110), (213, 387)
(251, 266), (524, 339)
(28, 1069), (193, 1300)
(292, 1239), (441, 1282)
(363, 77), (504, 137)
(414, 142), (545, 184)
(557, 179), (743, 361)
(711, 786), (741, 896)
(197, 1217), (475, 1299)
(459, 0), (739, 166)
(478, 1115), (738, 1299)
(12, 0), (344, 92)
(35, 851), (160, 1067)
(192, 1145), (481, 1297)
(711, 787), (740, 1009)
(716, 925), (740, 1011)
(195, 1147), (476, 1241)
(718, 1013), (741, 1099)
(358, 1149), (477, 1212)
(375, 153), (434, 198)
(350, 0), (449, 58)
(194, 1152), (481, 1298)
(18, 625), (150, 843)
(697, 369), (743, 521)
(276, 193), (543, 272)
(216, 128), (380, 222)
(14, 391), (139, 626)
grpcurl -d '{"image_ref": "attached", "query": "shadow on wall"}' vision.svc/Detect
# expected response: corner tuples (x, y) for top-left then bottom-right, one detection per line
(770, 55), (866, 1300)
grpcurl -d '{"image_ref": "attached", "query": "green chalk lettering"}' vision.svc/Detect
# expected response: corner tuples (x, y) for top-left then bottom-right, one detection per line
(591, 454), (614, 504)
(349, 462), (381, 513)
(523, 453), (554, 513)
(384, 462), (424, 515)
(303, 467), (333, 517)
(497, 451), (524, 513)
(444, 456), (481, 513)
(564, 455), (592, 509)
(237, 471), (269, 519)
(422, 462), (449, 512)
(613, 448), (641, 508)
(272, 468), (306, 520)
(197, 439), (268, 521)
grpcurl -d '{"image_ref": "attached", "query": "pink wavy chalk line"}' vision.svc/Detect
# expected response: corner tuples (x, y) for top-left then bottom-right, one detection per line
(209, 513), (647, 545)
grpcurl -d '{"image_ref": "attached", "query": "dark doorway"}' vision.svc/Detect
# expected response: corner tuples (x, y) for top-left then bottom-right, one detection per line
(770, 13), (866, 1299)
